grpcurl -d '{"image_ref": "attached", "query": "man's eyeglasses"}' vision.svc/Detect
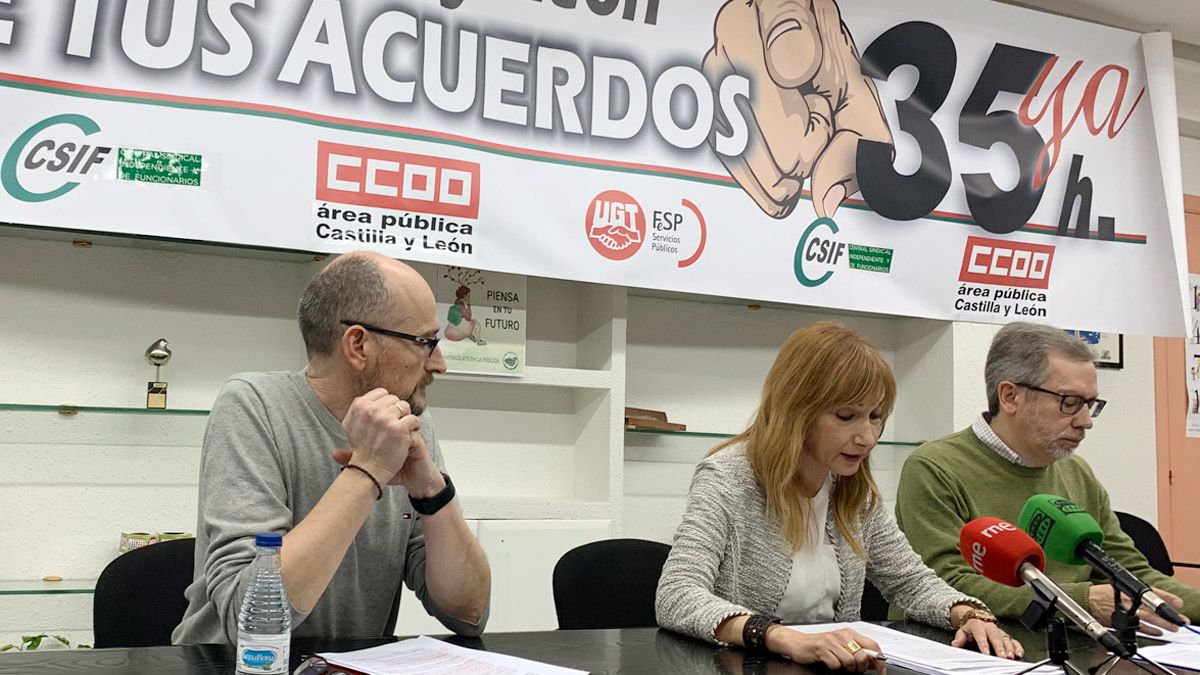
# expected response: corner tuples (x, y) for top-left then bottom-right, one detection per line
(340, 320), (440, 354)
(294, 655), (351, 675)
(1016, 383), (1107, 418)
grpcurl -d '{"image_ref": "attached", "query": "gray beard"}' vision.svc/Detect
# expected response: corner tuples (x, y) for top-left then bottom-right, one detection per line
(1046, 445), (1076, 462)
(353, 370), (424, 416)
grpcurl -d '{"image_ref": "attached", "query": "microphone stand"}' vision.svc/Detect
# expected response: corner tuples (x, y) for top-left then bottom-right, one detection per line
(1090, 587), (1178, 675)
(1015, 583), (1086, 675)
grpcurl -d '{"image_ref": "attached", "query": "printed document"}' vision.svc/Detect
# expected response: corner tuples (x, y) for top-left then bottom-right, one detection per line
(320, 635), (587, 675)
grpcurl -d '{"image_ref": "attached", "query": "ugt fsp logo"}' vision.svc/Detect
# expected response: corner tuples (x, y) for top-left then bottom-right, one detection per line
(2, 114), (113, 202)
(585, 190), (645, 261)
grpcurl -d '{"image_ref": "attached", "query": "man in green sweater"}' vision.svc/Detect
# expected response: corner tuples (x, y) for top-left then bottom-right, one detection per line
(896, 322), (1200, 632)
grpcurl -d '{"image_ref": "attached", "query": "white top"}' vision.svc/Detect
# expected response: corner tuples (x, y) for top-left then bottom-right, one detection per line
(774, 475), (840, 624)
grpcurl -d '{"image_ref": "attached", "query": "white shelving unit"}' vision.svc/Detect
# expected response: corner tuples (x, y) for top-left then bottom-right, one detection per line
(0, 229), (630, 641)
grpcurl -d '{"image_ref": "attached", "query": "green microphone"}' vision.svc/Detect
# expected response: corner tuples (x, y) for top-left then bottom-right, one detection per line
(1018, 494), (1103, 566)
(1019, 494), (1186, 627)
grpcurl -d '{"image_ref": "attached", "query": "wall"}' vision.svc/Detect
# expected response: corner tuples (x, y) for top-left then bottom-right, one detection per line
(0, 234), (630, 645)
(0, 203), (1177, 646)
(0, 236), (319, 647)
(1185, 137), (1200, 196)
(621, 295), (1162, 545)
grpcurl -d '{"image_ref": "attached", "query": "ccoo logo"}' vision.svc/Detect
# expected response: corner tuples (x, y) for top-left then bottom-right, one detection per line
(958, 236), (1055, 289)
(2, 114), (113, 202)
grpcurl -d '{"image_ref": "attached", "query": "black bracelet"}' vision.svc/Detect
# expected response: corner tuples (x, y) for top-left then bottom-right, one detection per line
(342, 464), (383, 500)
(742, 614), (780, 653)
(409, 472), (455, 516)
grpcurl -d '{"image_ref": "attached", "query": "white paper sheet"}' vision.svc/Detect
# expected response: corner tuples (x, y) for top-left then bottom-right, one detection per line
(1139, 628), (1200, 645)
(320, 635), (587, 675)
(793, 622), (1062, 675)
(1137, 642), (1200, 670)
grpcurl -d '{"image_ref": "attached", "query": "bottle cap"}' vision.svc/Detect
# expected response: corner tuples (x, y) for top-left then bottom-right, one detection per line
(255, 532), (283, 547)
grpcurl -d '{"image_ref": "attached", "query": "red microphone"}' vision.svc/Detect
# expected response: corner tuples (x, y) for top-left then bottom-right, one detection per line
(958, 517), (1045, 586)
(958, 517), (1128, 657)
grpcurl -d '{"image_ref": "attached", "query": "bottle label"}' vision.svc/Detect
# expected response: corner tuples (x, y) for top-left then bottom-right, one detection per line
(236, 632), (289, 674)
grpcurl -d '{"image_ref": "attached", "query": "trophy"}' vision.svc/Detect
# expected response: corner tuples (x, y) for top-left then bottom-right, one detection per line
(145, 339), (172, 409)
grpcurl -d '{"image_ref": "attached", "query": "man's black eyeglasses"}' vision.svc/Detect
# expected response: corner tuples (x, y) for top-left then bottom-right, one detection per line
(1016, 383), (1106, 418)
(340, 320), (440, 354)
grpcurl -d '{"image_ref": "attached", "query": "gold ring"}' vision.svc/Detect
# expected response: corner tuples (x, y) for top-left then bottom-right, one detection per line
(396, 402), (405, 415)
(845, 640), (862, 655)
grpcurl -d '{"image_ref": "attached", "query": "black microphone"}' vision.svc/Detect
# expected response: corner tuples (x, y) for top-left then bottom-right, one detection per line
(1019, 495), (1187, 627)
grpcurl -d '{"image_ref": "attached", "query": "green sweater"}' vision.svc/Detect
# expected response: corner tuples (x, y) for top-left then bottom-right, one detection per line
(895, 427), (1200, 621)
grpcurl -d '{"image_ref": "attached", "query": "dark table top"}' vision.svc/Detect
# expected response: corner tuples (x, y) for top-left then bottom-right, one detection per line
(0, 622), (1190, 674)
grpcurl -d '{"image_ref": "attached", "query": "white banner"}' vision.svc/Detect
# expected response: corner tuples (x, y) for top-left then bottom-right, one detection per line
(0, 1), (1185, 335)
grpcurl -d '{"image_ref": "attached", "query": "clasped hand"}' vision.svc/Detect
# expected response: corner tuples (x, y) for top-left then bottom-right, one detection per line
(335, 388), (435, 492)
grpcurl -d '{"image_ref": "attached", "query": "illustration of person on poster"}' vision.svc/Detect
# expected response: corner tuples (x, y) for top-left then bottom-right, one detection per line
(444, 267), (487, 346)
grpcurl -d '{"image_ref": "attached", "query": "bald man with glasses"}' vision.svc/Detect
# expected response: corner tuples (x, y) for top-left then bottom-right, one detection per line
(895, 322), (1200, 631)
(174, 252), (490, 645)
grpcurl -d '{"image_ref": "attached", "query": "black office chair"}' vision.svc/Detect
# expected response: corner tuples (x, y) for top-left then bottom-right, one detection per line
(860, 578), (890, 621)
(552, 538), (670, 630)
(1115, 511), (1175, 577)
(93, 538), (196, 648)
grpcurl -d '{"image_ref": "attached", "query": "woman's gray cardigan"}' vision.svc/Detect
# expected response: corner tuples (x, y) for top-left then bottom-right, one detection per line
(655, 446), (984, 643)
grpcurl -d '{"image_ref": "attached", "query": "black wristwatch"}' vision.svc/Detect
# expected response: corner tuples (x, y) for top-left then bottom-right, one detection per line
(409, 472), (455, 516)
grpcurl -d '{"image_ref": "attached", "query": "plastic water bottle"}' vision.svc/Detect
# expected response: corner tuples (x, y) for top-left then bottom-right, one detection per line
(236, 532), (291, 674)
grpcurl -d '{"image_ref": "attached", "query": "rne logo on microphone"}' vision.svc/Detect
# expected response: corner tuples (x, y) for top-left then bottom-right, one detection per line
(316, 141), (480, 219)
(979, 521), (1017, 538)
(958, 236), (1055, 289)
(970, 541), (987, 572)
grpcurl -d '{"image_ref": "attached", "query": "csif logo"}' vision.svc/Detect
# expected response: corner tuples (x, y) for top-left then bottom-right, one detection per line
(794, 217), (844, 287)
(958, 236), (1055, 289)
(2, 114), (113, 202)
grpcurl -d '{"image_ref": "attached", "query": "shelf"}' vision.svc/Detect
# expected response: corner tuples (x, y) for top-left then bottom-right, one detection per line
(0, 221), (327, 263)
(624, 427), (921, 446)
(0, 579), (95, 596)
(440, 365), (613, 390)
(0, 403), (209, 416)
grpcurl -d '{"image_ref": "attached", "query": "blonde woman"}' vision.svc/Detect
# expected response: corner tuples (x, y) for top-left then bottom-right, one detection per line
(655, 323), (1020, 671)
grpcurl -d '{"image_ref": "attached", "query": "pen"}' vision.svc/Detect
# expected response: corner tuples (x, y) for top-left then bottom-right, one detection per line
(860, 647), (887, 662)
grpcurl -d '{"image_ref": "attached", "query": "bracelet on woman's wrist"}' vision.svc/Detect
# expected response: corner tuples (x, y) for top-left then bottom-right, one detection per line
(742, 614), (781, 653)
(957, 607), (998, 628)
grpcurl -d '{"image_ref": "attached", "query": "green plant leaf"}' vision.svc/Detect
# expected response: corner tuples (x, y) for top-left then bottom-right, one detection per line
(24, 635), (45, 650)
(0, 644), (17, 652)
(52, 635), (70, 647)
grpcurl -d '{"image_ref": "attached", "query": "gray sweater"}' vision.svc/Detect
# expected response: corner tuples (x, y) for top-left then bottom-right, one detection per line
(172, 370), (485, 644)
(656, 446), (983, 643)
